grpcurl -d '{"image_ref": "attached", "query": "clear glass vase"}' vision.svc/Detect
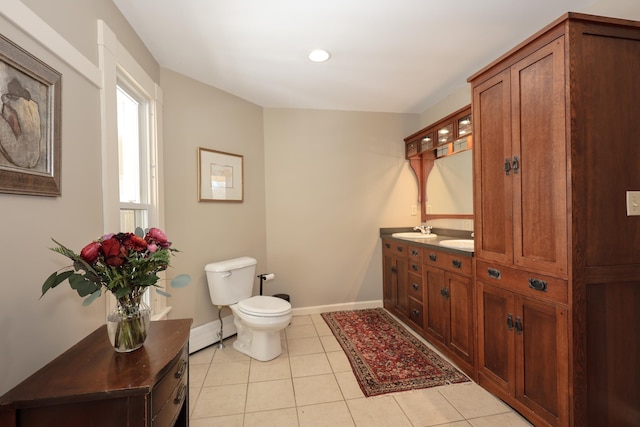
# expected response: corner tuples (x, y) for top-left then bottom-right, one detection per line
(107, 293), (151, 352)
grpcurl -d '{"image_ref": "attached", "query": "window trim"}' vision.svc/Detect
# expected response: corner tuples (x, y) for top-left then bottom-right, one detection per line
(98, 20), (169, 320)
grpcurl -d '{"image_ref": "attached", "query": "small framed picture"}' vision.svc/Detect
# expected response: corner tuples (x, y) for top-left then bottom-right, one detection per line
(0, 33), (62, 196)
(198, 147), (243, 202)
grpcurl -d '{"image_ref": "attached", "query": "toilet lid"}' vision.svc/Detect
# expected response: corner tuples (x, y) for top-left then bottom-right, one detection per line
(238, 295), (291, 316)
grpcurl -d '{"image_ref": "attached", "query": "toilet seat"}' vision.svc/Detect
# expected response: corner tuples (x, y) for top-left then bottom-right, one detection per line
(237, 295), (291, 317)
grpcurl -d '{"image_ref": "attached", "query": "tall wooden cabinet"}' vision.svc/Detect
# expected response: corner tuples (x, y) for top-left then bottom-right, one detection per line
(469, 13), (640, 427)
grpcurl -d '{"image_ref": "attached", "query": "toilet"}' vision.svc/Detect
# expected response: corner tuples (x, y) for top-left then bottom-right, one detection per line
(205, 257), (292, 361)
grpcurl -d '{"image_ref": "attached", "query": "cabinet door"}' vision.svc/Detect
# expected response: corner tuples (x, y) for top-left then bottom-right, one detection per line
(472, 68), (513, 265)
(511, 38), (568, 277)
(515, 295), (568, 427)
(446, 272), (474, 365)
(423, 265), (447, 343)
(477, 281), (515, 395)
(382, 253), (396, 309)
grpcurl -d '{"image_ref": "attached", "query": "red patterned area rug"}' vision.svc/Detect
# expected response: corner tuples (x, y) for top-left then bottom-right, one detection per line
(321, 308), (469, 397)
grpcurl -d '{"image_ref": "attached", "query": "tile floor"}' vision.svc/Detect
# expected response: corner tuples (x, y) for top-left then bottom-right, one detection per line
(188, 313), (533, 427)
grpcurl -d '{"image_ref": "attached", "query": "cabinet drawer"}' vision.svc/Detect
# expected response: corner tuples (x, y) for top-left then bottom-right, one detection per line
(407, 273), (423, 302)
(382, 239), (407, 258)
(407, 245), (423, 262)
(408, 298), (424, 326)
(407, 258), (422, 275)
(152, 377), (187, 427)
(423, 248), (472, 276)
(439, 252), (472, 276)
(152, 345), (188, 417)
(476, 260), (568, 304)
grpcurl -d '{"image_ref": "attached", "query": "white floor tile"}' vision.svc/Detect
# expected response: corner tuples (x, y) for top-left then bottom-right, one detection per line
(346, 396), (413, 427)
(298, 401), (355, 427)
(245, 379), (296, 412)
(188, 313), (533, 427)
(293, 374), (343, 406)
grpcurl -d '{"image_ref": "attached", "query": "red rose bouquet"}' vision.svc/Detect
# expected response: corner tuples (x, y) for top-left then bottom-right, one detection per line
(42, 228), (190, 351)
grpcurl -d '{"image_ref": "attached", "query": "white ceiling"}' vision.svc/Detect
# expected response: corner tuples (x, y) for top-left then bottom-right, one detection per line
(113, 0), (600, 114)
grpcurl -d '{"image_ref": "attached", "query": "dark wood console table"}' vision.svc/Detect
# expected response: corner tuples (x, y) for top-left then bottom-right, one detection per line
(0, 318), (192, 427)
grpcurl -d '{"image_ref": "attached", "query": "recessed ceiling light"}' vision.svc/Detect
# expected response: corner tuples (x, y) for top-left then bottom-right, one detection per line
(308, 49), (331, 63)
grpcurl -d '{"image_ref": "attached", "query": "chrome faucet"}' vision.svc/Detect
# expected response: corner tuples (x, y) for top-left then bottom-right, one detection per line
(413, 225), (433, 235)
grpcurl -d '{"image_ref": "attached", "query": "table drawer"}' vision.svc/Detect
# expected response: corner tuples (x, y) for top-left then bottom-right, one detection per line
(476, 260), (568, 304)
(152, 346), (188, 417)
(152, 377), (187, 427)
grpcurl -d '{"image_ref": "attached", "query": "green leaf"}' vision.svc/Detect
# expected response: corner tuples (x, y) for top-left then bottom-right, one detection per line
(82, 290), (102, 306)
(155, 288), (172, 297)
(114, 287), (133, 298)
(68, 274), (101, 297)
(170, 274), (191, 288)
(41, 270), (74, 296)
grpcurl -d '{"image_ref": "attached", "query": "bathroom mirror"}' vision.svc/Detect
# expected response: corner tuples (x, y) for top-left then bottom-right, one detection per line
(425, 150), (473, 215)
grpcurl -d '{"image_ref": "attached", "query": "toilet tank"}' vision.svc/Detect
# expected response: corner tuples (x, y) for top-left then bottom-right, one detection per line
(205, 257), (257, 306)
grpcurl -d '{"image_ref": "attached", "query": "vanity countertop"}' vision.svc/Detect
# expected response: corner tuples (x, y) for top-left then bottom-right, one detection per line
(380, 227), (474, 256)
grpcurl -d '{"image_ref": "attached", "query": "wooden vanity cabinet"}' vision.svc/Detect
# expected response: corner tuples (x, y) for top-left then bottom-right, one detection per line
(382, 239), (474, 377)
(469, 13), (640, 427)
(406, 245), (425, 329)
(422, 248), (474, 376)
(382, 238), (408, 315)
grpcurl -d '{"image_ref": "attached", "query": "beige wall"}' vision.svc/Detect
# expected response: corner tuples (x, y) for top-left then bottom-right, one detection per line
(263, 109), (418, 307)
(0, 1), (148, 394)
(160, 68), (267, 327)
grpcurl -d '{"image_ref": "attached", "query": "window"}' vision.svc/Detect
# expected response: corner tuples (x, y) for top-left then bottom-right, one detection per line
(117, 82), (152, 232)
(99, 20), (169, 319)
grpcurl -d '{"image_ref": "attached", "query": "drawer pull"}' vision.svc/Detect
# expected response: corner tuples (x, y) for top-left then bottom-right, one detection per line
(411, 249), (420, 256)
(507, 314), (514, 331)
(529, 278), (548, 292)
(440, 287), (449, 298)
(412, 283), (420, 291)
(515, 316), (523, 335)
(411, 263), (419, 271)
(396, 246), (404, 252)
(488, 268), (501, 279)
(452, 259), (462, 269)
(429, 253), (437, 261)
(175, 359), (187, 379)
(174, 383), (187, 405)
(412, 309), (420, 317)
(385, 243), (390, 249)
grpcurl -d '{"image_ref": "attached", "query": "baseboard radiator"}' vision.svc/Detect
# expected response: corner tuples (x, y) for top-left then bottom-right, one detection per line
(189, 314), (237, 354)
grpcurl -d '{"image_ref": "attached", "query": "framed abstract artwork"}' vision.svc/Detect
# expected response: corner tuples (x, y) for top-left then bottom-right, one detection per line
(0, 33), (62, 196)
(198, 147), (243, 202)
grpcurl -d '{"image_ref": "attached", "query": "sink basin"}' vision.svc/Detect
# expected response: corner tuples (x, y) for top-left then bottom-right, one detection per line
(439, 239), (474, 250)
(391, 232), (438, 239)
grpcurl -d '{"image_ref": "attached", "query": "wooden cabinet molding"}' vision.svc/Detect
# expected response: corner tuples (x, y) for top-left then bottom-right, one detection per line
(404, 105), (474, 222)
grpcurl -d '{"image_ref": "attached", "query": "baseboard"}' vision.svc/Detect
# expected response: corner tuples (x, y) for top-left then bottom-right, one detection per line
(291, 300), (383, 316)
(189, 314), (237, 354)
(188, 300), (382, 354)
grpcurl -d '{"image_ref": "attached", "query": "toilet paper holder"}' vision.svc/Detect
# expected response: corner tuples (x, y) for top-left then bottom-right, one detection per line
(257, 273), (275, 295)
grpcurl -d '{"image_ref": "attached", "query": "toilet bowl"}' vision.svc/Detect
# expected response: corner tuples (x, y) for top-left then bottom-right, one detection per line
(205, 257), (292, 361)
